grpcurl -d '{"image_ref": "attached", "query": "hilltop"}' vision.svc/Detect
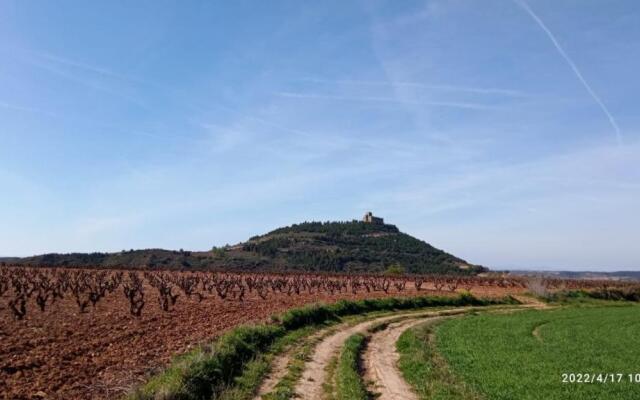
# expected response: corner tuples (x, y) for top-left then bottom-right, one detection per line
(2, 219), (485, 275)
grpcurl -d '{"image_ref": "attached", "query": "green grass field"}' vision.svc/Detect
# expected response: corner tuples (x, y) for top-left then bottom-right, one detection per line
(397, 319), (481, 400)
(433, 305), (640, 400)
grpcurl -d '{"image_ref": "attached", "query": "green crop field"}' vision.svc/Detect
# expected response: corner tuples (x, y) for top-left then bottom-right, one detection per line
(432, 305), (640, 400)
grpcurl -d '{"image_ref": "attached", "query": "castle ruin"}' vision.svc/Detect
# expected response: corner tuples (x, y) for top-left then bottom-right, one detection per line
(363, 211), (384, 224)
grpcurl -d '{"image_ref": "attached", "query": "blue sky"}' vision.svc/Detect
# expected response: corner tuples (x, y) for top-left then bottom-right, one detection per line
(1, 1), (638, 270)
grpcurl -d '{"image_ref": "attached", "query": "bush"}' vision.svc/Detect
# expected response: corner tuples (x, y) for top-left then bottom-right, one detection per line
(279, 303), (341, 330)
(385, 264), (405, 276)
(587, 287), (640, 302)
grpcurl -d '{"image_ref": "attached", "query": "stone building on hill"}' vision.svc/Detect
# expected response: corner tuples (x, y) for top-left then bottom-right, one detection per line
(363, 211), (384, 224)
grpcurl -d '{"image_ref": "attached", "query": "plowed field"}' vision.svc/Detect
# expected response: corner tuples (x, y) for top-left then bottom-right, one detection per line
(0, 270), (521, 400)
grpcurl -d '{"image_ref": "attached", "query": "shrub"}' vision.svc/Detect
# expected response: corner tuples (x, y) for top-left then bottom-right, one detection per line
(587, 287), (640, 302)
(385, 264), (405, 276)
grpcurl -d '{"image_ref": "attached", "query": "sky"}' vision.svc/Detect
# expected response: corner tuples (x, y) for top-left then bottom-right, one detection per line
(0, 0), (639, 271)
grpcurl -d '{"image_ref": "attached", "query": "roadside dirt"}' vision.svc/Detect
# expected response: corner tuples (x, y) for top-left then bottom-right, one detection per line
(363, 318), (429, 400)
(362, 309), (473, 400)
(253, 352), (291, 400)
(254, 325), (336, 400)
(511, 295), (550, 309)
(294, 318), (382, 399)
(293, 311), (429, 400)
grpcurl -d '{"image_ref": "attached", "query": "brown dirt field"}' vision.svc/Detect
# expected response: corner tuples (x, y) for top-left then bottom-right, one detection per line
(0, 278), (523, 400)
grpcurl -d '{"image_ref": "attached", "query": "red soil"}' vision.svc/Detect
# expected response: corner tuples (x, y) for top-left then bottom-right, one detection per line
(0, 280), (521, 400)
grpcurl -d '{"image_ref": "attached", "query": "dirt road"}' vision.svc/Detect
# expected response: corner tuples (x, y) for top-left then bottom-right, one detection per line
(363, 318), (437, 400)
(292, 308), (474, 399)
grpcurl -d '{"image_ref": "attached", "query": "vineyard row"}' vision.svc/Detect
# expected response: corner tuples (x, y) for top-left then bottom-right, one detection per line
(0, 266), (633, 320)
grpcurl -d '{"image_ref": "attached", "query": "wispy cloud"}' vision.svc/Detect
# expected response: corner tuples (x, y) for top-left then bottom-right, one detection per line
(276, 92), (499, 110)
(0, 100), (58, 118)
(198, 122), (256, 153)
(515, 0), (622, 145)
(27, 57), (150, 110)
(389, 137), (640, 268)
(26, 49), (159, 88)
(297, 78), (527, 97)
(36, 52), (130, 80)
(12, 48), (152, 110)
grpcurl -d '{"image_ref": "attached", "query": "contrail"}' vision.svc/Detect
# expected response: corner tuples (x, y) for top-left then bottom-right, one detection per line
(516, 0), (622, 145)
(297, 78), (526, 97)
(277, 92), (499, 110)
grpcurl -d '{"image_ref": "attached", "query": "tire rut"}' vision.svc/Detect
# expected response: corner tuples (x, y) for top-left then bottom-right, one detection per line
(292, 308), (473, 400)
(363, 318), (433, 400)
(253, 352), (292, 399)
(362, 309), (470, 400)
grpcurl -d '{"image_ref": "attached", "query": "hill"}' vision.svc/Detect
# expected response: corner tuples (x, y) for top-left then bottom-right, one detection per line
(1, 220), (485, 275)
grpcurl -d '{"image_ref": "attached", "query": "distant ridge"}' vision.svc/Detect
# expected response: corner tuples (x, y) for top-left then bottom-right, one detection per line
(506, 270), (640, 281)
(1, 218), (485, 275)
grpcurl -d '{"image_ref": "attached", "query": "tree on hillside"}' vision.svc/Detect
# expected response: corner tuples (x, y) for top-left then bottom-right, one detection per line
(385, 264), (405, 276)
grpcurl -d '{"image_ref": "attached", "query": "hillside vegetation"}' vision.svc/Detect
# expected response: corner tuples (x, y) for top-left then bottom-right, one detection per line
(3, 220), (484, 275)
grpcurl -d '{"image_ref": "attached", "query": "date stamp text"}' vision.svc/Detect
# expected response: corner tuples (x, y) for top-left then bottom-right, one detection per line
(562, 373), (640, 384)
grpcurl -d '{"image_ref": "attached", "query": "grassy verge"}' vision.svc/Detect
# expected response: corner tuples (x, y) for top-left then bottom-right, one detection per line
(273, 292), (514, 330)
(397, 320), (481, 400)
(436, 306), (640, 400)
(217, 326), (316, 400)
(335, 333), (368, 400)
(128, 324), (283, 400)
(261, 325), (337, 400)
(127, 293), (515, 400)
